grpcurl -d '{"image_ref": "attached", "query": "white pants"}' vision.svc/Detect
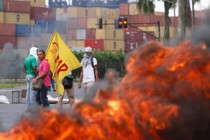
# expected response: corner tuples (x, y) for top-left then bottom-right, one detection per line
(82, 81), (95, 98)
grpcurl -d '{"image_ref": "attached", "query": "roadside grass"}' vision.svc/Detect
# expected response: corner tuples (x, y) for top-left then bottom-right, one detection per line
(0, 81), (26, 89)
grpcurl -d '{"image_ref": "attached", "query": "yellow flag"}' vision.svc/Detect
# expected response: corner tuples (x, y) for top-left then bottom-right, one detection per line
(45, 31), (81, 95)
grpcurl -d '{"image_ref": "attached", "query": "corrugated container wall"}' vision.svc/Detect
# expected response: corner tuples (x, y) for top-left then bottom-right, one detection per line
(67, 29), (76, 40)
(104, 29), (124, 40)
(0, 0), (3, 11)
(16, 36), (41, 49)
(0, 36), (16, 49)
(67, 40), (84, 48)
(95, 29), (124, 40)
(86, 28), (96, 39)
(30, 7), (56, 20)
(16, 24), (41, 36)
(84, 39), (104, 50)
(95, 7), (119, 19)
(87, 18), (115, 29)
(76, 29), (95, 40)
(129, 3), (141, 15)
(41, 33), (67, 47)
(0, 12), (4, 23)
(77, 18), (87, 29)
(4, 0), (30, 13)
(67, 18), (78, 29)
(36, 20), (67, 34)
(0, 23), (15, 36)
(76, 29), (86, 40)
(104, 40), (125, 51)
(119, 3), (129, 15)
(67, 7), (119, 18)
(5, 12), (30, 24)
(29, 0), (45, 7)
(56, 8), (68, 21)
(66, 7), (78, 18)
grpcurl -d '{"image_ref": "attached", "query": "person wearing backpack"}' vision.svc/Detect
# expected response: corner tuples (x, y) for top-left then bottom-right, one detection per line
(78, 47), (99, 98)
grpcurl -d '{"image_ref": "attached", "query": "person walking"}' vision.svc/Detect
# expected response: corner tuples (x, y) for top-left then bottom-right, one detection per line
(22, 46), (38, 111)
(78, 47), (99, 98)
(58, 72), (75, 110)
(33, 50), (51, 108)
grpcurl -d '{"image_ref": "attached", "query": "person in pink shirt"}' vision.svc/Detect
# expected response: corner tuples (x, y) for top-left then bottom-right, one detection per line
(33, 50), (51, 108)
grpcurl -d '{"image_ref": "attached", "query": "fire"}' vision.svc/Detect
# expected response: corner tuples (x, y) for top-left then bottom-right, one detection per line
(1, 41), (210, 140)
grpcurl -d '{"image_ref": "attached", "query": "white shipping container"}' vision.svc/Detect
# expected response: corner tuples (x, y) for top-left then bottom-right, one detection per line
(76, 29), (86, 40)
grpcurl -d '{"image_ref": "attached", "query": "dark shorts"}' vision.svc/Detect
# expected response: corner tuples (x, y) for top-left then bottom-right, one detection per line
(62, 76), (73, 89)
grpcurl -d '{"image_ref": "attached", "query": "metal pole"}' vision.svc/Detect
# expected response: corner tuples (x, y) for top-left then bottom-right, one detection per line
(157, 21), (160, 41)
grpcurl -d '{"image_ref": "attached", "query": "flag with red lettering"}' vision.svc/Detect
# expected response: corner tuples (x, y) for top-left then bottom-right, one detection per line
(45, 31), (81, 95)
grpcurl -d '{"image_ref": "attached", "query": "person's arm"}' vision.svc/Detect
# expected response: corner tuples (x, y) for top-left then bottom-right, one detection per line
(94, 65), (99, 81)
(35, 71), (48, 81)
(78, 70), (83, 89)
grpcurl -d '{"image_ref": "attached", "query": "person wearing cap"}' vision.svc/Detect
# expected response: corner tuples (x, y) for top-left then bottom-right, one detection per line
(22, 46), (38, 111)
(78, 47), (99, 98)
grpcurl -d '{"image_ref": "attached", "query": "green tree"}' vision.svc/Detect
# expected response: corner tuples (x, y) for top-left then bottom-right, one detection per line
(137, 0), (176, 40)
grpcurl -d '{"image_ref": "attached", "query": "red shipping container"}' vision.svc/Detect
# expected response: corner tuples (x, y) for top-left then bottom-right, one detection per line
(124, 28), (144, 42)
(85, 39), (104, 51)
(78, 18), (87, 29)
(67, 29), (76, 40)
(30, 7), (56, 20)
(4, 0), (30, 13)
(86, 28), (96, 39)
(125, 41), (143, 52)
(0, 36), (16, 49)
(0, 23), (15, 36)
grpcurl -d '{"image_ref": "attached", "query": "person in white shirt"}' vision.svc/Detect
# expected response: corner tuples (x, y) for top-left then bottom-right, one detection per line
(78, 47), (99, 98)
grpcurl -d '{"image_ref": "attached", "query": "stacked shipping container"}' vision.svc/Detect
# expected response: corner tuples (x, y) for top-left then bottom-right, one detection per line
(0, 1), (202, 54)
(0, 0), (46, 55)
(65, 7), (125, 51)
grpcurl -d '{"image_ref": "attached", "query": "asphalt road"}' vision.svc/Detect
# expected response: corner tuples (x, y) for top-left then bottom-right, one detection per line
(0, 83), (86, 131)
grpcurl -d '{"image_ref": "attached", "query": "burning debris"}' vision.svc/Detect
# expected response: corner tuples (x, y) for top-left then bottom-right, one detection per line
(1, 10), (210, 140)
(0, 40), (210, 140)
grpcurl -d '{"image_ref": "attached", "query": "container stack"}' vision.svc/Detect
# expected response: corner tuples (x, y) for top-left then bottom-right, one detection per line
(64, 7), (124, 51)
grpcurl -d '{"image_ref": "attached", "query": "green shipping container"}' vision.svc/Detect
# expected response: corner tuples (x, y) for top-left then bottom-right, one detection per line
(0, 0), (3, 11)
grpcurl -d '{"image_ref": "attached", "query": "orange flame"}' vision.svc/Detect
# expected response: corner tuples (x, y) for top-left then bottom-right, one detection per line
(0, 41), (210, 140)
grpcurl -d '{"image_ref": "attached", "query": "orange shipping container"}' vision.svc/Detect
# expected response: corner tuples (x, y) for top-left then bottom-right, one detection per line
(67, 40), (84, 48)
(5, 12), (30, 24)
(95, 29), (124, 40)
(0, 23), (15, 36)
(29, 0), (45, 7)
(104, 40), (125, 51)
(0, 12), (4, 23)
